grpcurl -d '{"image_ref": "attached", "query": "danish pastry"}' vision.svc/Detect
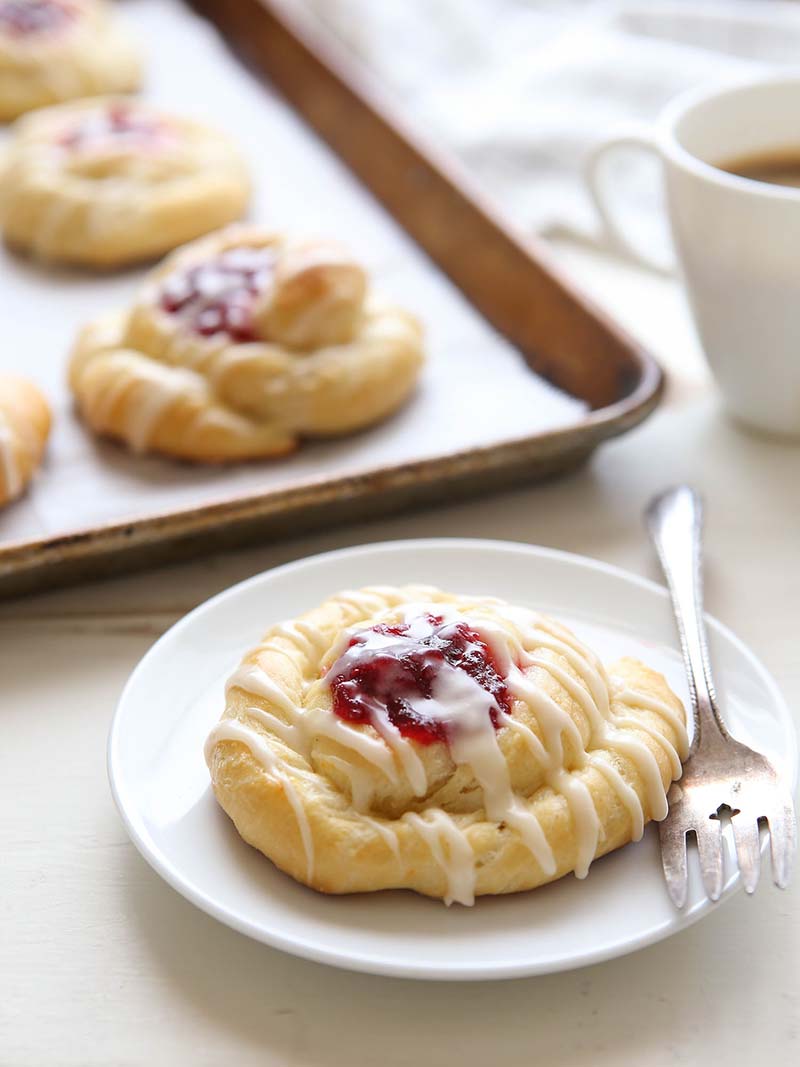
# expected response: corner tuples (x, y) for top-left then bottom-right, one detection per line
(206, 586), (689, 904)
(0, 98), (250, 266)
(0, 373), (51, 506)
(0, 1), (140, 123)
(68, 226), (424, 461)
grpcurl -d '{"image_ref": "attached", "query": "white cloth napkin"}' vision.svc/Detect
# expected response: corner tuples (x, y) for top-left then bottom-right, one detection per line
(292, 0), (800, 259)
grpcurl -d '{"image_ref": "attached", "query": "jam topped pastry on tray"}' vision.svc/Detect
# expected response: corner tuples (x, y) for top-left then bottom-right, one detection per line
(68, 225), (425, 461)
(0, 0), (140, 122)
(205, 586), (688, 904)
(0, 0), (74, 37)
(0, 98), (250, 267)
(57, 100), (175, 152)
(0, 373), (51, 507)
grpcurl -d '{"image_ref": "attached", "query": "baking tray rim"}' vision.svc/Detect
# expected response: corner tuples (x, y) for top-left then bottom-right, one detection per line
(0, 361), (661, 577)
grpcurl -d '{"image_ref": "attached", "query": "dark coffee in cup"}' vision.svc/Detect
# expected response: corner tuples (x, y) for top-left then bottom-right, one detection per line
(719, 149), (800, 189)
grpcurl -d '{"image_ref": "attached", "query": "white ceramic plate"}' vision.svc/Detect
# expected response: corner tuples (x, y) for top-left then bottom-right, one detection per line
(108, 539), (797, 980)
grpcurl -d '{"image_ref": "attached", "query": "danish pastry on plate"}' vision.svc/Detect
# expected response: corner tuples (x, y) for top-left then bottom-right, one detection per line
(0, 0), (140, 122)
(68, 226), (424, 461)
(0, 372), (51, 506)
(206, 586), (689, 904)
(0, 98), (249, 266)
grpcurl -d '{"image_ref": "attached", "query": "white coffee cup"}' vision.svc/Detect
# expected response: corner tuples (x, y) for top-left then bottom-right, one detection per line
(586, 75), (800, 438)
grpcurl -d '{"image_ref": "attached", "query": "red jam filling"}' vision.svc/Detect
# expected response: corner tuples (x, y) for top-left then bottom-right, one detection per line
(60, 104), (170, 153)
(328, 613), (511, 745)
(159, 248), (276, 342)
(0, 0), (74, 37)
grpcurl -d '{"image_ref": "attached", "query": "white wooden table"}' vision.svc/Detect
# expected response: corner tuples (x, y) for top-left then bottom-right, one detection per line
(2, 245), (798, 1065)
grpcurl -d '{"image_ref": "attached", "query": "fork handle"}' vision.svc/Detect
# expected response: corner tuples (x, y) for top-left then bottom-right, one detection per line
(645, 486), (728, 749)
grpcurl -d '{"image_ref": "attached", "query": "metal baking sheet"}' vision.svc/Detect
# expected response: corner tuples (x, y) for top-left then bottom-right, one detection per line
(0, 0), (660, 596)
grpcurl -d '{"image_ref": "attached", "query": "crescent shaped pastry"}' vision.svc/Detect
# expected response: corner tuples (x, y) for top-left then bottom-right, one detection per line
(68, 226), (425, 462)
(0, 98), (250, 266)
(0, 372), (51, 505)
(205, 586), (689, 905)
(0, 1), (141, 123)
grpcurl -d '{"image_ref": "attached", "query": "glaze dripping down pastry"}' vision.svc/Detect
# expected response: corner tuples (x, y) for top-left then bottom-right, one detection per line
(205, 586), (689, 904)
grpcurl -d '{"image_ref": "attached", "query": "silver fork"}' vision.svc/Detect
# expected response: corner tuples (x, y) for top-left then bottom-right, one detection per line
(646, 485), (796, 907)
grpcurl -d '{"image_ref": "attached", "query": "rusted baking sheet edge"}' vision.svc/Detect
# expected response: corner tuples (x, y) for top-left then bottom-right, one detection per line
(189, 0), (662, 411)
(2, 429), (601, 598)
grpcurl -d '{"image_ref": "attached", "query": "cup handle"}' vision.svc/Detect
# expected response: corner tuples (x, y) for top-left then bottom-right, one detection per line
(585, 126), (676, 276)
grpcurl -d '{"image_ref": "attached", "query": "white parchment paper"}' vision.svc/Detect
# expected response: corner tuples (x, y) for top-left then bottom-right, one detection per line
(0, 0), (584, 549)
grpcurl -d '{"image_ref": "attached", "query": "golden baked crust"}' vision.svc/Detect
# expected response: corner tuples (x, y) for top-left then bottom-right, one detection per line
(206, 586), (689, 904)
(68, 226), (425, 462)
(0, 1), (140, 123)
(0, 372), (51, 505)
(0, 98), (249, 266)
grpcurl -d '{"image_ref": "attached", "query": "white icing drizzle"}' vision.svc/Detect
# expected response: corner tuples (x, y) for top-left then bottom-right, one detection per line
(548, 768), (600, 878)
(506, 668), (584, 767)
(321, 612), (437, 797)
(268, 620), (326, 659)
(228, 657), (399, 781)
(79, 353), (207, 454)
(336, 589), (399, 616)
(587, 752), (645, 841)
(84, 354), (126, 417)
(302, 704), (399, 783)
(227, 663), (299, 718)
(362, 815), (402, 866)
(204, 719), (315, 881)
(498, 710), (548, 764)
(530, 629), (611, 718)
(529, 653), (607, 735)
(403, 810), (475, 906)
(244, 703), (304, 752)
(206, 590), (690, 902)
(323, 754), (375, 813)
(473, 606), (689, 872)
(369, 713), (428, 795)
(421, 662), (555, 874)
(614, 685), (690, 759)
(602, 733), (669, 821)
(124, 368), (187, 453)
(613, 714), (684, 781)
